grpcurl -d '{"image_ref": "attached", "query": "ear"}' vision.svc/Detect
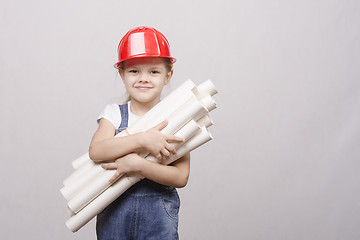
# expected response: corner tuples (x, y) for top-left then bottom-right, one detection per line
(119, 69), (125, 81)
(164, 69), (173, 85)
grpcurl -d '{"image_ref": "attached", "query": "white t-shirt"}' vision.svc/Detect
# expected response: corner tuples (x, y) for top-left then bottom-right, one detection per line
(97, 102), (140, 129)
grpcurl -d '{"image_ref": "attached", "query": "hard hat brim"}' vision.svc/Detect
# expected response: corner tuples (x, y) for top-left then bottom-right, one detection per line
(113, 56), (176, 69)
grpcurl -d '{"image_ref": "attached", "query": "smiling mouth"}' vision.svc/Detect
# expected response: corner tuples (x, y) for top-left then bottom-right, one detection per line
(135, 86), (152, 90)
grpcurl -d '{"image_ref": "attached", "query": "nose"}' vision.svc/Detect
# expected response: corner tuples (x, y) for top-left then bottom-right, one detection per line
(138, 72), (149, 83)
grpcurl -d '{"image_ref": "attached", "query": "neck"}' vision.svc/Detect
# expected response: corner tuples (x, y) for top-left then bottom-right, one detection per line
(129, 99), (160, 116)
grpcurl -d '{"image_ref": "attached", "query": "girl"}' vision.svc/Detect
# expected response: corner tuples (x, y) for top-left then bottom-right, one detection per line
(89, 26), (190, 240)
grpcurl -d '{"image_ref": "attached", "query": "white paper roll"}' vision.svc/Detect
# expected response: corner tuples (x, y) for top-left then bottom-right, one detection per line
(67, 207), (75, 217)
(68, 169), (116, 213)
(63, 160), (95, 186)
(174, 119), (200, 141)
(72, 153), (91, 170)
(162, 97), (207, 134)
(197, 114), (213, 128)
(199, 95), (217, 112)
(144, 119), (200, 163)
(163, 126), (213, 165)
(193, 79), (217, 98)
(61, 163), (104, 201)
(65, 127), (213, 232)
(65, 174), (140, 232)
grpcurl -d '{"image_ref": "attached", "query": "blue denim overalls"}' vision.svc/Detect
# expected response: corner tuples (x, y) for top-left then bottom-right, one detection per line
(96, 103), (180, 240)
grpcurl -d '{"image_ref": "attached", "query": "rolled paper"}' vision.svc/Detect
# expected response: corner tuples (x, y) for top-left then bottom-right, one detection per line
(67, 207), (75, 217)
(197, 114), (213, 128)
(72, 153), (91, 170)
(61, 163), (105, 201)
(145, 119), (201, 163)
(67, 118), (203, 213)
(162, 97), (207, 134)
(174, 119), (201, 141)
(65, 126), (213, 232)
(68, 170), (115, 213)
(63, 160), (95, 186)
(193, 79), (217, 98)
(163, 126), (213, 165)
(65, 174), (140, 232)
(199, 95), (217, 112)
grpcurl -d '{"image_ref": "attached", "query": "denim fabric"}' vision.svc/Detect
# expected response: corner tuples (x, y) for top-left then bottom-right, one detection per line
(96, 103), (180, 240)
(117, 103), (129, 133)
(96, 180), (180, 240)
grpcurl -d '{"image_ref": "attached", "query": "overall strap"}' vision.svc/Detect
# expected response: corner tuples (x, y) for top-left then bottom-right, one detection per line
(118, 103), (129, 133)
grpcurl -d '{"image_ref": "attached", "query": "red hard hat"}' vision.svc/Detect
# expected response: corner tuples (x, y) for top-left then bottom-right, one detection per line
(114, 26), (176, 68)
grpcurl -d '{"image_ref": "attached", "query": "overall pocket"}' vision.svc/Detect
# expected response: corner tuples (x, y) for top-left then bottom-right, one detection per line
(161, 191), (180, 221)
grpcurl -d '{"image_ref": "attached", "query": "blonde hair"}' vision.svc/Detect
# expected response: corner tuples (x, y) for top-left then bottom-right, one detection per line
(122, 94), (131, 104)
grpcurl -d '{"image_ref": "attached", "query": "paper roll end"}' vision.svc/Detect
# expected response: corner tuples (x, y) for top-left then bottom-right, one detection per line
(65, 218), (79, 233)
(196, 79), (218, 97)
(200, 95), (217, 112)
(207, 128), (213, 140)
(60, 187), (69, 200)
(197, 114), (213, 128)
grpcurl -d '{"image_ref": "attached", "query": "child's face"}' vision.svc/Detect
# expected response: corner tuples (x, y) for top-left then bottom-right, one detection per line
(119, 57), (173, 107)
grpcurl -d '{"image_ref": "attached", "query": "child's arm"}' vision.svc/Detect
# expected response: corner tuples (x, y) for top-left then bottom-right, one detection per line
(89, 118), (184, 162)
(101, 152), (191, 188)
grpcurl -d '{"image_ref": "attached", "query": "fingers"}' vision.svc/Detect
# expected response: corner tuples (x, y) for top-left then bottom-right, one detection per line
(101, 162), (117, 170)
(156, 153), (162, 161)
(156, 144), (176, 162)
(161, 148), (171, 158)
(165, 134), (184, 143)
(152, 121), (185, 143)
(165, 142), (176, 155)
(109, 170), (122, 184)
(154, 120), (168, 131)
(146, 119), (184, 161)
(154, 150), (170, 162)
(152, 140), (177, 161)
(101, 163), (123, 184)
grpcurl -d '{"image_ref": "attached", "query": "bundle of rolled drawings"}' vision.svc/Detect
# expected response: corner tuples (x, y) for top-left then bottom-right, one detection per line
(61, 79), (218, 232)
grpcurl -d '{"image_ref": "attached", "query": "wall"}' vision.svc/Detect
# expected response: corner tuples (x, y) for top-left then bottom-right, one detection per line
(1, 0), (359, 239)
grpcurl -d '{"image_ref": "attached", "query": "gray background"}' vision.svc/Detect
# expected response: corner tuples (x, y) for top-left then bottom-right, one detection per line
(1, 0), (359, 239)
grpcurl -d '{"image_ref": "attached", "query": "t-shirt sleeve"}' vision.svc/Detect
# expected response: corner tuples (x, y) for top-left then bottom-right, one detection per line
(97, 103), (121, 130)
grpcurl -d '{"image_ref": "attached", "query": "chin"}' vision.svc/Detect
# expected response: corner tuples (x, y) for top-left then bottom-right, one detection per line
(133, 96), (158, 104)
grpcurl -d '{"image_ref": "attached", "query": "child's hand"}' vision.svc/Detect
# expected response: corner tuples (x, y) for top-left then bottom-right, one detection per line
(101, 153), (143, 184)
(140, 120), (184, 161)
